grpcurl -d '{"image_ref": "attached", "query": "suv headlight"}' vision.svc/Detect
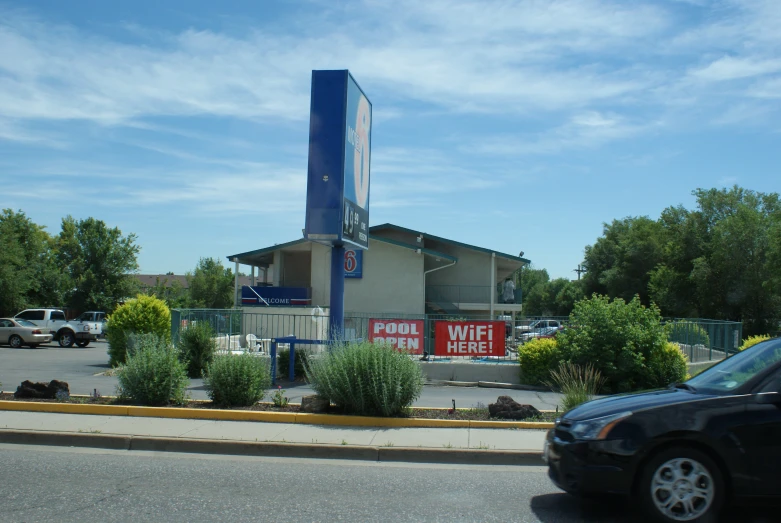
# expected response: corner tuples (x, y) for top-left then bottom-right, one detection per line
(570, 412), (632, 441)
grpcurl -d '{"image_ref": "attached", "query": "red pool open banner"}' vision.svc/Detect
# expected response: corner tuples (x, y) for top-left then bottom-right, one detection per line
(368, 319), (425, 354)
(434, 321), (506, 357)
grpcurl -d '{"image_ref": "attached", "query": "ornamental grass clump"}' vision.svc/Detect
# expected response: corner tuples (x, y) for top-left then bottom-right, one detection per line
(304, 341), (424, 417)
(204, 353), (271, 407)
(116, 335), (189, 406)
(546, 361), (605, 412)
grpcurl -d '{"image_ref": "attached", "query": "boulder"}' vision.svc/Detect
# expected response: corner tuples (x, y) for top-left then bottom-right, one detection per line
(14, 380), (70, 400)
(300, 395), (330, 413)
(488, 395), (540, 420)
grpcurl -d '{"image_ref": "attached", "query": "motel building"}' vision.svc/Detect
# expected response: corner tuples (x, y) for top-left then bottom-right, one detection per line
(225, 224), (529, 357)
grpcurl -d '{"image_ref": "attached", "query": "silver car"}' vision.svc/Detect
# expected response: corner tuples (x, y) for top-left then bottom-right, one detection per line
(0, 317), (54, 348)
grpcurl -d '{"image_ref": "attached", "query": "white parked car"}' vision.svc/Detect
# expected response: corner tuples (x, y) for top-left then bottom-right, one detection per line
(0, 318), (53, 348)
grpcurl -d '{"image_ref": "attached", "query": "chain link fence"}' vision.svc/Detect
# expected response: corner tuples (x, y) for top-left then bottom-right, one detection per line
(170, 309), (743, 364)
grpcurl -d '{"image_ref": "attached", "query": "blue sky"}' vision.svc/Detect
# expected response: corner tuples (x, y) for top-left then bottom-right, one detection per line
(1, 0), (780, 279)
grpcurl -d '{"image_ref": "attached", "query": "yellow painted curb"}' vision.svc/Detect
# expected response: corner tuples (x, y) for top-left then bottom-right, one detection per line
(469, 420), (553, 430)
(0, 401), (554, 429)
(0, 401), (129, 416)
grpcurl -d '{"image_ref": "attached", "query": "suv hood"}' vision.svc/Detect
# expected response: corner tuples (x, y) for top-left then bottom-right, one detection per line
(563, 388), (714, 421)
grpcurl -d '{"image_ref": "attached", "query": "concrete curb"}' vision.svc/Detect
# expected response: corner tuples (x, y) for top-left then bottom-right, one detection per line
(0, 401), (555, 430)
(477, 382), (549, 391)
(0, 429), (544, 466)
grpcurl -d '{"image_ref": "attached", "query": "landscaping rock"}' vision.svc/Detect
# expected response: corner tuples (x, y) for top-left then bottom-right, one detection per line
(14, 380), (70, 400)
(488, 395), (541, 420)
(301, 395), (330, 413)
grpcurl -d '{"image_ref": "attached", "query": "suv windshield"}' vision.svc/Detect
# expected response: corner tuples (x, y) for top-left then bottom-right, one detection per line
(687, 338), (781, 394)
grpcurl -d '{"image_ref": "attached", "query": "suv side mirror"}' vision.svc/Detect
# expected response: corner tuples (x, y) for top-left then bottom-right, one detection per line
(756, 392), (781, 405)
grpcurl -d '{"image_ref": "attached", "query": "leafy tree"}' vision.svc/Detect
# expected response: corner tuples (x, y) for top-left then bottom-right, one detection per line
(0, 209), (66, 316)
(524, 278), (583, 317)
(145, 276), (190, 308)
(57, 216), (140, 312)
(582, 216), (665, 305)
(187, 257), (235, 309)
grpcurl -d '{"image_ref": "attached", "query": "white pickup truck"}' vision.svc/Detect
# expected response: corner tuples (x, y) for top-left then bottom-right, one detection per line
(13, 308), (103, 347)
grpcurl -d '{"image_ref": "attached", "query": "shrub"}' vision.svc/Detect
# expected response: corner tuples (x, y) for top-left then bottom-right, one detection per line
(107, 295), (171, 367)
(116, 335), (189, 406)
(204, 354), (271, 407)
(305, 341), (424, 417)
(546, 362), (605, 412)
(179, 322), (217, 378)
(276, 346), (311, 379)
(517, 338), (563, 386)
(648, 342), (688, 387)
(557, 294), (671, 393)
(666, 321), (710, 347)
(740, 334), (772, 351)
(126, 332), (164, 359)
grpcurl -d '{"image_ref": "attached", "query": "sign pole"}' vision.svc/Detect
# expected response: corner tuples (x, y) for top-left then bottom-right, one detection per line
(329, 244), (346, 341)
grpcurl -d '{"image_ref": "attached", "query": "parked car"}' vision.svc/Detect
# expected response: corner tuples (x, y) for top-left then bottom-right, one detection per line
(516, 319), (562, 334)
(520, 326), (561, 341)
(0, 318), (53, 348)
(13, 308), (102, 348)
(544, 337), (781, 523)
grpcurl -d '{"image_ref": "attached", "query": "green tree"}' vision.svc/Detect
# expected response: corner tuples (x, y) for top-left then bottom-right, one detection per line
(0, 209), (66, 316)
(582, 216), (665, 305)
(145, 276), (190, 308)
(187, 257), (235, 309)
(57, 216), (140, 312)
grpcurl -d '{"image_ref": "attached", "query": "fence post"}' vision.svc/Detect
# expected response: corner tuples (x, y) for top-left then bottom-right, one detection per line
(270, 340), (277, 385)
(289, 339), (296, 383)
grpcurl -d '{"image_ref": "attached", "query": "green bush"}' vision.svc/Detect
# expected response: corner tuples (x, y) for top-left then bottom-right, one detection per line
(126, 332), (165, 359)
(546, 362), (605, 412)
(107, 294), (171, 367)
(305, 341), (424, 417)
(740, 334), (772, 351)
(517, 338), (562, 386)
(557, 294), (672, 393)
(116, 335), (189, 406)
(179, 322), (217, 378)
(666, 321), (710, 347)
(204, 354), (271, 407)
(648, 342), (688, 387)
(277, 346), (311, 379)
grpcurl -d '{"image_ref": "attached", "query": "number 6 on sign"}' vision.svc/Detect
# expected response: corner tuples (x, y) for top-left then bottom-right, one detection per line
(344, 249), (362, 279)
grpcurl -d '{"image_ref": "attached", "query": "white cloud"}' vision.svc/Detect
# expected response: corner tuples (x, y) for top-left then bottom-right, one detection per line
(690, 56), (781, 82)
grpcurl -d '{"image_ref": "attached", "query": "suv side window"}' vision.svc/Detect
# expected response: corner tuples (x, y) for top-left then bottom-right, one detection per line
(19, 310), (45, 321)
(51, 311), (66, 321)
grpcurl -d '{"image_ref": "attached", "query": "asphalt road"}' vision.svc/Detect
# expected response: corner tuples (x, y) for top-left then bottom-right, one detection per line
(0, 343), (563, 409)
(1, 444), (775, 523)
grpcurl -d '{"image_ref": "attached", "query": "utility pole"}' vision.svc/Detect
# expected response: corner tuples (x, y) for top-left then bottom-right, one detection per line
(573, 264), (586, 280)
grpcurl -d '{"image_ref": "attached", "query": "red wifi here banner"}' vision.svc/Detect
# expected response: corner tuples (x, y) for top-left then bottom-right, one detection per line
(434, 321), (506, 357)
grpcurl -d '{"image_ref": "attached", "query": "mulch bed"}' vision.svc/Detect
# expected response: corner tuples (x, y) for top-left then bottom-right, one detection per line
(0, 392), (556, 422)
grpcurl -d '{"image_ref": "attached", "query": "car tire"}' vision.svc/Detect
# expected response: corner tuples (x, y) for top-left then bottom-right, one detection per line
(9, 335), (23, 348)
(75, 340), (90, 347)
(58, 330), (75, 348)
(637, 446), (724, 523)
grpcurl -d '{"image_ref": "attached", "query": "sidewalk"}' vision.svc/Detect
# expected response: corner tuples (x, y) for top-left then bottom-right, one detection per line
(0, 410), (548, 466)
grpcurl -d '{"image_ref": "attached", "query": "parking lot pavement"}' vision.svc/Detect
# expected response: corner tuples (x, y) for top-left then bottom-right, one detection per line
(0, 343), (563, 409)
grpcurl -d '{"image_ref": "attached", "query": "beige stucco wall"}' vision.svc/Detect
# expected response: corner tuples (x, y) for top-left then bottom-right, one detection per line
(425, 244), (493, 287)
(344, 239), (425, 315)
